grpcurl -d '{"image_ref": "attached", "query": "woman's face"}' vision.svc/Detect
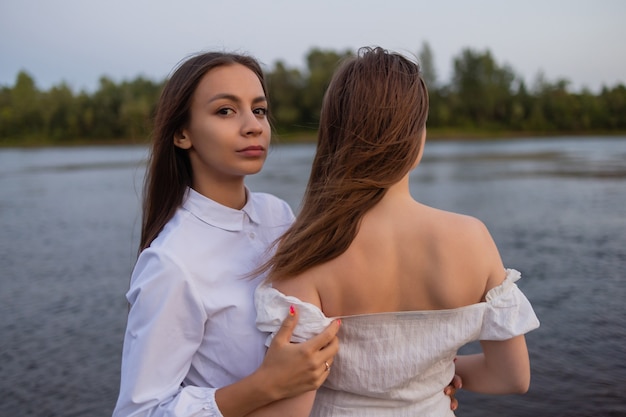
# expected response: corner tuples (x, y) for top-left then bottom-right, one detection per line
(174, 63), (270, 192)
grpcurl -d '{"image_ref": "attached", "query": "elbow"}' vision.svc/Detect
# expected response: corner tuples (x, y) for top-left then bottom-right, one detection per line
(510, 373), (531, 394)
(495, 363), (531, 394)
(513, 382), (529, 395)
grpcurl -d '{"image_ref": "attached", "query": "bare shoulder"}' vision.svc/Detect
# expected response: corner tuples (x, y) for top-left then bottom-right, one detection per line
(422, 205), (504, 283)
(423, 205), (490, 239)
(271, 270), (322, 309)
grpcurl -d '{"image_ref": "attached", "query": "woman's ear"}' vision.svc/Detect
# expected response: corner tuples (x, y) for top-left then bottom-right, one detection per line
(174, 130), (192, 149)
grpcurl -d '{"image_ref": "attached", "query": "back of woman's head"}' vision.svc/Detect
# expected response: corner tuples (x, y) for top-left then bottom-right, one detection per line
(315, 46), (428, 187)
(266, 46), (429, 281)
(140, 52), (267, 252)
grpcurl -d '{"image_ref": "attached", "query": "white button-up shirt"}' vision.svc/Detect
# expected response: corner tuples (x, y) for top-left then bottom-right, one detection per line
(113, 188), (294, 417)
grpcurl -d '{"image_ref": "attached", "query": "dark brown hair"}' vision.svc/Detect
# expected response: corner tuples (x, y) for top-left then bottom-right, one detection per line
(265, 46), (429, 281)
(139, 52), (268, 252)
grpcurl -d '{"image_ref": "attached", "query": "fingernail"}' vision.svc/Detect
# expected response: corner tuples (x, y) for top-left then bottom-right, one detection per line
(289, 305), (296, 316)
(337, 319), (342, 326)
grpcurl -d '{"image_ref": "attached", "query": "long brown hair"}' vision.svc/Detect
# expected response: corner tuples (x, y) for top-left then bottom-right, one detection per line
(265, 46), (429, 281)
(140, 52), (268, 252)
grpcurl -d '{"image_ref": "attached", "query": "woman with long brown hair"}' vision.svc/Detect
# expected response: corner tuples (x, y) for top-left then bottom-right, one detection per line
(112, 51), (341, 417)
(255, 46), (539, 416)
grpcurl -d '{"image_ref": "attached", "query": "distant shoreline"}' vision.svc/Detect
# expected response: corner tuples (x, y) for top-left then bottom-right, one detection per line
(1, 130), (625, 149)
(274, 129), (626, 143)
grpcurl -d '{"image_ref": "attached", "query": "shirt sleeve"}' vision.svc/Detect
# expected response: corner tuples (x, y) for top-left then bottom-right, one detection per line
(255, 283), (333, 346)
(479, 269), (540, 340)
(112, 248), (224, 417)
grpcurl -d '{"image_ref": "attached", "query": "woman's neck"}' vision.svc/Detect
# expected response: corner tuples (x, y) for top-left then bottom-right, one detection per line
(384, 173), (412, 201)
(192, 177), (247, 209)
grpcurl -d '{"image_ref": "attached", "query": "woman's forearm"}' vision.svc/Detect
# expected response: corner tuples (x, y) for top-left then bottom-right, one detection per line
(455, 336), (531, 395)
(243, 391), (316, 417)
(214, 370), (283, 417)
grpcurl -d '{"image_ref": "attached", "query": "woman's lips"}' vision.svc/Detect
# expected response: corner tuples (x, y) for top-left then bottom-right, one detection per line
(237, 145), (265, 157)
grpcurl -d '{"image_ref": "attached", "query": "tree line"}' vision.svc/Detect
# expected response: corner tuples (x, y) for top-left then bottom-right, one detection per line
(1, 43), (625, 145)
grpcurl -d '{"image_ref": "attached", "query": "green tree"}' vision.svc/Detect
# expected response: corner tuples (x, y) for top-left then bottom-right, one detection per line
(417, 41), (449, 128)
(301, 48), (353, 129)
(10, 71), (44, 138)
(599, 84), (626, 129)
(535, 78), (578, 130)
(91, 76), (125, 139)
(450, 48), (516, 128)
(0, 85), (14, 141)
(509, 80), (532, 130)
(418, 41), (438, 89)
(119, 77), (162, 141)
(266, 61), (305, 133)
(41, 83), (80, 141)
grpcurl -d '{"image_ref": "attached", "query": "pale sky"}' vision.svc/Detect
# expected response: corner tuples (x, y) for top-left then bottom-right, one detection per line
(1, 0), (625, 93)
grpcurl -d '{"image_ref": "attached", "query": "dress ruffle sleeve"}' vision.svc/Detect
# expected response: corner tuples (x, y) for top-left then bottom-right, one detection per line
(255, 284), (333, 346)
(255, 269), (539, 347)
(479, 269), (540, 340)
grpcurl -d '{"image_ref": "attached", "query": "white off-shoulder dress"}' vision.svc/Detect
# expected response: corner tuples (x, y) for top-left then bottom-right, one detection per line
(255, 269), (540, 417)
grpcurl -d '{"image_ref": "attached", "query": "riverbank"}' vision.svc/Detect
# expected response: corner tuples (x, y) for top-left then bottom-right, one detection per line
(257, 128), (626, 143)
(2, 129), (625, 148)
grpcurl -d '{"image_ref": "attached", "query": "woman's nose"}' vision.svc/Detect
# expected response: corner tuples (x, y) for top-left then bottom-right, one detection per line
(242, 112), (263, 136)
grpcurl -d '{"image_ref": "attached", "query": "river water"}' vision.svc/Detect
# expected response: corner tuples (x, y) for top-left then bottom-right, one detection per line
(0, 136), (624, 416)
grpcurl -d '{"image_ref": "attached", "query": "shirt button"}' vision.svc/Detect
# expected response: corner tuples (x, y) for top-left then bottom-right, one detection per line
(249, 232), (256, 239)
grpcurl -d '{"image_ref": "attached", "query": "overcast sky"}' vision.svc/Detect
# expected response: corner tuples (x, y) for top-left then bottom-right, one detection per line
(1, 0), (625, 93)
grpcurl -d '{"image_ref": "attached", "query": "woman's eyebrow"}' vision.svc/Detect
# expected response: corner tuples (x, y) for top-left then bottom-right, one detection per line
(207, 94), (267, 104)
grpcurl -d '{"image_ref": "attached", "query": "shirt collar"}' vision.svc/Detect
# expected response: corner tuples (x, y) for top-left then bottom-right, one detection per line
(182, 187), (261, 232)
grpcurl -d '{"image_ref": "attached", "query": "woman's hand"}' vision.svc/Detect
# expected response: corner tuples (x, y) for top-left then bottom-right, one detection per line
(444, 373), (463, 411)
(261, 305), (340, 399)
(215, 307), (340, 417)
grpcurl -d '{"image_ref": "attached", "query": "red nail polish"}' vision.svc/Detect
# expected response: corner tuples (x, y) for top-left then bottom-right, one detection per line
(289, 305), (296, 316)
(337, 319), (341, 326)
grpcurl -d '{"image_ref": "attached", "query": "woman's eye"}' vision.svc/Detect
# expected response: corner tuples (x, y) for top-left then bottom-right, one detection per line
(217, 108), (235, 116)
(253, 107), (268, 116)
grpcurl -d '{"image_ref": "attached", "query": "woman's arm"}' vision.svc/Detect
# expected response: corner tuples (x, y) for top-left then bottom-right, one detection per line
(243, 392), (317, 417)
(454, 219), (533, 395)
(455, 336), (531, 394)
(215, 308), (340, 417)
(113, 250), (211, 417)
(114, 250), (340, 417)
